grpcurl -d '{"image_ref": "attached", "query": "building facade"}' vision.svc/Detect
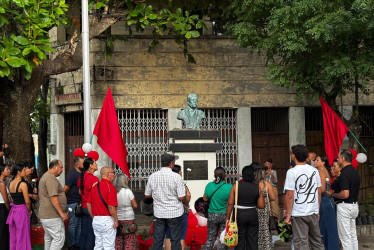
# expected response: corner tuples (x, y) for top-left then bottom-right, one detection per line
(49, 24), (374, 202)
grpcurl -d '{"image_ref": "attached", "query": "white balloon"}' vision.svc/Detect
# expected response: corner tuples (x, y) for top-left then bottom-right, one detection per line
(356, 153), (367, 163)
(82, 143), (92, 153)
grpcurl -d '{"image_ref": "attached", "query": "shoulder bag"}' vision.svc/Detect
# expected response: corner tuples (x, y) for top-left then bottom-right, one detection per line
(223, 181), (238, 247)
(195, 182), (225, 218)
(264, 181), (278, 231)
(75, 175), (88, 217)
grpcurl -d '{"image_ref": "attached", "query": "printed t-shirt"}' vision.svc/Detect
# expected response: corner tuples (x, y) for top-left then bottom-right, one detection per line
(78, 172), (99, 208)
(87, 178), (118, 216)
(284, 164), (321, 217)
(204, 181), (232, 213)
(38, 172), (67, 219)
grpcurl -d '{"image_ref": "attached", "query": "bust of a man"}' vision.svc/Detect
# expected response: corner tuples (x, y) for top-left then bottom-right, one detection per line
(177, 93), (206, 129)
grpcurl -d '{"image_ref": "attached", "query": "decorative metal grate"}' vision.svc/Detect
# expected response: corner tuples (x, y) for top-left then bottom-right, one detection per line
(200, 109), (239, 183)
(116, 109), (168, 190)
(116, 108), (239, 188)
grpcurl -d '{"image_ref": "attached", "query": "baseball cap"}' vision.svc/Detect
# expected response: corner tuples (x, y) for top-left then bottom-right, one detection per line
(161, 153), (179, 166)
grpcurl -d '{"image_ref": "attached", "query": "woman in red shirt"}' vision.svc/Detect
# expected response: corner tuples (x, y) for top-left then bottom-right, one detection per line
(78, 158), (99, 250)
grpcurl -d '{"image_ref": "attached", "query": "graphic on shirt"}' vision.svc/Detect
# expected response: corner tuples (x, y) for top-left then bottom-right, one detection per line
(294, 171), (318, 204)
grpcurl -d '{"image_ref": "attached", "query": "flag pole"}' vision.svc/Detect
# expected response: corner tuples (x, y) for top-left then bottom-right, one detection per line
(82, 0), (91, 143)
(348, 130), (367, 152)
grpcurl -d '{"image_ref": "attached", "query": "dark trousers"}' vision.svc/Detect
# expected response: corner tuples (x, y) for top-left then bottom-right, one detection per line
(152, 215), (182, 250)
(292, 214), (325, 250)
(0, 204), (9, 250)
(79, 207), (95, 250)
(235, 208), (258, 250)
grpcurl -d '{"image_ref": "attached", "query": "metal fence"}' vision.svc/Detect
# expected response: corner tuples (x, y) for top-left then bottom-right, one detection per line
(116, 108), (239, 189)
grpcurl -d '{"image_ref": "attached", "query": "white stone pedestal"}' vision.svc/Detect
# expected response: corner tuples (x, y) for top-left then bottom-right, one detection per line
(169, 130), (222, 209)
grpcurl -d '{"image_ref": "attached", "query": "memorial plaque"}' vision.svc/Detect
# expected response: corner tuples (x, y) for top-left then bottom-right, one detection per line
(183, 160), (208, 180)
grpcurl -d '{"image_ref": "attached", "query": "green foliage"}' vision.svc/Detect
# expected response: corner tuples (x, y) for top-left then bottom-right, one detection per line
(364, 193), (373, 216)
(30, 86), (50, 134)
(226, 0), (374, 102)
(0, 0), (69, 79)
(1, 0), (205, 79)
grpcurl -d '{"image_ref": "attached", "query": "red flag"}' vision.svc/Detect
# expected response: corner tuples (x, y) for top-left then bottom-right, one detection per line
(93, 88), (130, 179)
(320, 96), (349, 165)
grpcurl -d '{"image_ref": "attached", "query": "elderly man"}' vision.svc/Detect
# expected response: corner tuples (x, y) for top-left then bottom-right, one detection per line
(145, 153), (186, 250)
(177, 93), (206, 129)
(39, 160), (68, 250)
(326, 149), (360, 250)
(87, 166), (118, 249)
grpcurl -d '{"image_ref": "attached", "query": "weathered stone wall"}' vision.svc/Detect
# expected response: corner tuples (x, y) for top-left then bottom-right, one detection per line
(48, 24), (374, 111)
(89, 37), (374, 109)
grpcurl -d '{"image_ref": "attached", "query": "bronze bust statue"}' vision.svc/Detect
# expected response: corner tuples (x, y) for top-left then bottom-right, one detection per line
(177, 93), (206, 129)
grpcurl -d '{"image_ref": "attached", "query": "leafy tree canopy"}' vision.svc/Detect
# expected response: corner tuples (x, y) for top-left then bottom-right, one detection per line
(225, 0), (374, 106)
(0, 0), (205, 80)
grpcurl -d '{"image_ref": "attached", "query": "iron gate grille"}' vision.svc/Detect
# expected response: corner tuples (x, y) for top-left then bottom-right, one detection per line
(116, 108), (239, 188)
(201, 109), (238, 183)
(116, 109), (168, 190)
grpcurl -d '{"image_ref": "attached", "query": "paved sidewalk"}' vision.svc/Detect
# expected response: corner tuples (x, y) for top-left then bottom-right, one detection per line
(136, 213), (374, 249)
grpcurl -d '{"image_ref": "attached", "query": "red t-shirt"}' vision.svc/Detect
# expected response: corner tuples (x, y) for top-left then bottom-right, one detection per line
(87, 178), (118, 216)
(78, 172), (99, 208)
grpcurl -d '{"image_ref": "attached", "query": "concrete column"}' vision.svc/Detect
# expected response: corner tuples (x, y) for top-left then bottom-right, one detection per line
(289, 107), (306, 147)
(50, 113), (65, 185)
(168, 108), (183, 130)
(237, 107), (252, 173)
(91, 108), (110, 178)
(339, 106), (353, 149)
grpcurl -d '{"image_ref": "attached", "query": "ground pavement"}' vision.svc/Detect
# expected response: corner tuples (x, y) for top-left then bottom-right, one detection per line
(136, 213), (374, 249)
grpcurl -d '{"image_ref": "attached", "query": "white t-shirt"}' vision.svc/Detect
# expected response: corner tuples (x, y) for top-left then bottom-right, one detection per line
(117, 188), (135, 220)
(284, 164), (321, 217)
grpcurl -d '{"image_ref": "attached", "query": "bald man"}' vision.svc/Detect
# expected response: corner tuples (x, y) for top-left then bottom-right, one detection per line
(87, 167), (118, 249)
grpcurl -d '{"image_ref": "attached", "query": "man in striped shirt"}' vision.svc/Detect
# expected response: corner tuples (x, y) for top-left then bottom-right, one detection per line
(145, 153), (186, 250)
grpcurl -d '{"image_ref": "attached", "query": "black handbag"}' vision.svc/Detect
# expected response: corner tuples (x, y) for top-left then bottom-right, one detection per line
(195, 182), (225, 218)
(75, 202), (83, 217)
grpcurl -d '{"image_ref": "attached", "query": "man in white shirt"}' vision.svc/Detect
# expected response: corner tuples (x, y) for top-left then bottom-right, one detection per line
(284, 144), (324, 250)
(145, 153), (186, 250)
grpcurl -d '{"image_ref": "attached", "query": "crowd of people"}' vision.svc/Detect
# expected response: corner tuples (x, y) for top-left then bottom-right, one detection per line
(0, 143), (361, 250)
(0, 148), (138, 250)
(145, 147), (361, 250)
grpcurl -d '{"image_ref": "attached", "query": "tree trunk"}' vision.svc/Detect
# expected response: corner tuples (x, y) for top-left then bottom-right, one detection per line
(2, 89), (36, 166)
(38, 83), (49, 177)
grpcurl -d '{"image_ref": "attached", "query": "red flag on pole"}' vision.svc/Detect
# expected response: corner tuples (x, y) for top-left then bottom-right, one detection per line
(93, 88), (130, 179)
(319, 96), (349, 165)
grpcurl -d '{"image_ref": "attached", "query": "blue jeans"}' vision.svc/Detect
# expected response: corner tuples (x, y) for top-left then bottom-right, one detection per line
(153, 215), (182, 250)
(79, 207), (95, 250)
(67, 203), (81, 246)
(165, 212), (189, 240)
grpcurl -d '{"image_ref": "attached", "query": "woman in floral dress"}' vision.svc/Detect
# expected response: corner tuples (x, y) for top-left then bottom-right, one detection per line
(255, 162), (276, 250)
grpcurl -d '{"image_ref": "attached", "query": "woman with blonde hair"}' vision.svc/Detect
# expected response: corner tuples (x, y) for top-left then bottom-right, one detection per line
(115, 173), (138, 250)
